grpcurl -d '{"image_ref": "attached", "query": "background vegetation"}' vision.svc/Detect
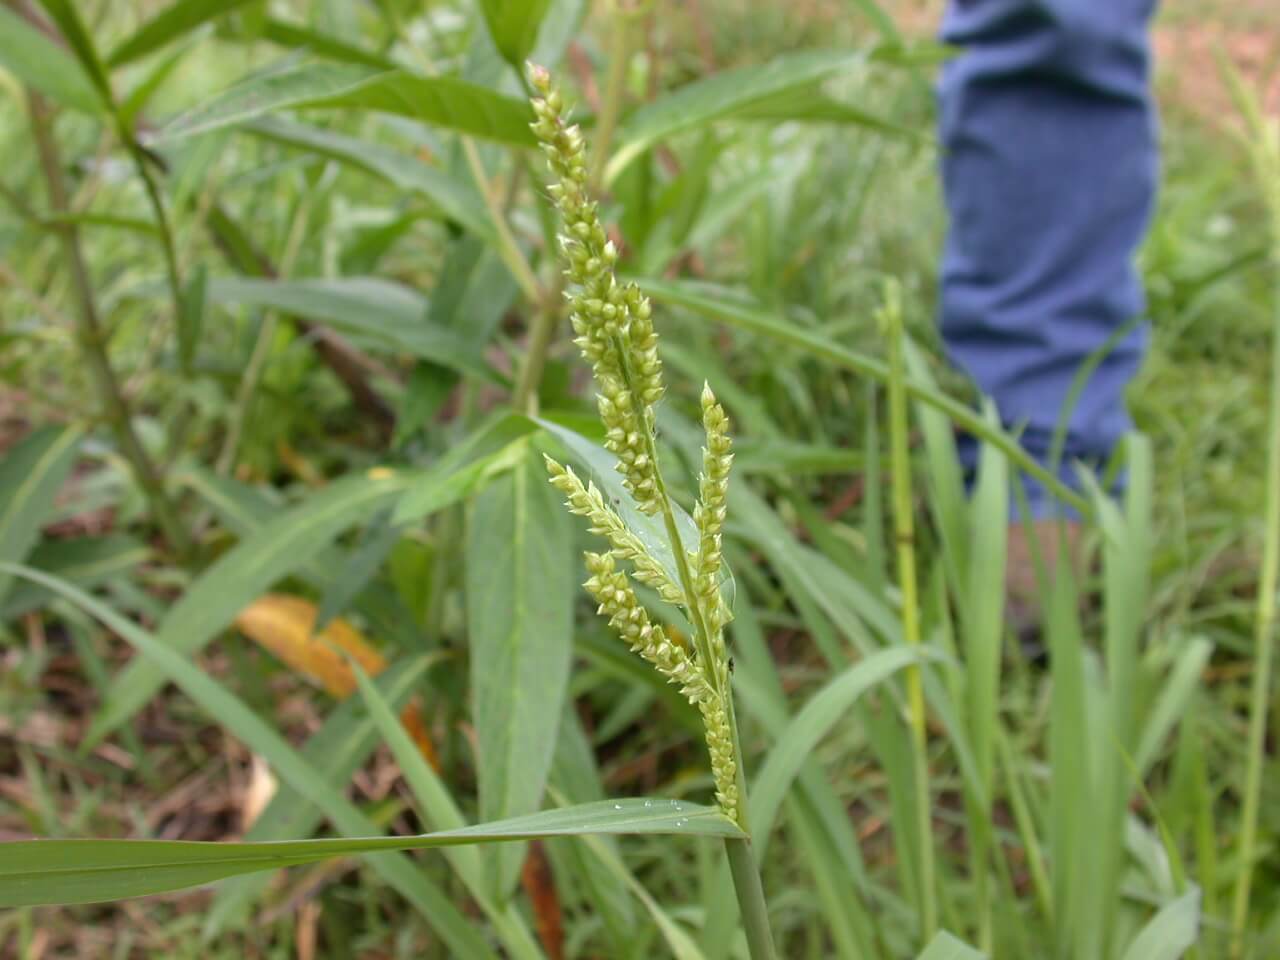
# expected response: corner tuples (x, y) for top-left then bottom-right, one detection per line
(0, 0), (1277, 957)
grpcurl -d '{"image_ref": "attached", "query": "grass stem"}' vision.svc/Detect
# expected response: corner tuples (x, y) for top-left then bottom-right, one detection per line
(883, 280), (938, 942)
(1228, 86), (1280, 956)
(26, 90), (193, 561)
(726, 837), (777, 960)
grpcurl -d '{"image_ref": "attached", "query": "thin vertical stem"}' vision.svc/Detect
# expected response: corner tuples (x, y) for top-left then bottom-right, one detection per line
(883, 281), (937, 942)
(26, 92), (193, 560)
(512, 283), (562, 413)
(587, 0), (631, 193)
(1229, 108), (1280, 957)
(726, 837), (778, 960)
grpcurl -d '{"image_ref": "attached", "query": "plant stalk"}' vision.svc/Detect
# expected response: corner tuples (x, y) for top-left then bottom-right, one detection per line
(513, 284), (562, 413)
(726, 836), (777, 960)
(612, 338), (776, 958)
(588, 0), (632, 193)
(883, 282), (937, 942)
(1229, 111), (1280, 958)
(26, 91), (193, 560)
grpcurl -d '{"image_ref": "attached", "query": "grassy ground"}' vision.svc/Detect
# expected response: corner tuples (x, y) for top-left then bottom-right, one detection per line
(0, 1), (1277, 957)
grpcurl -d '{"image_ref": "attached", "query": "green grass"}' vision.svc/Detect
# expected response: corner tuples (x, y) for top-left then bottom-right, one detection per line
(0, 0), (1276, 957)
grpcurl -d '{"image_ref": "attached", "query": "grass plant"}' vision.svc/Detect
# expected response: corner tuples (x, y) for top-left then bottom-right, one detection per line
(0, 1), (1275, 957)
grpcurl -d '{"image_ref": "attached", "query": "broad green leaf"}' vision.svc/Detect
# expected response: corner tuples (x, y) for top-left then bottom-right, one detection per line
(161, 61), (534, 145)
(107, 0), (256, 67)
(466, 443), (574, 897)
(917, 931), (987, 960)
(314, 71), (534, 144)
(0, 792), (738, 907)
(2, 534), (148, 621)
(206, 656), (431, 937)
(0, 7), (102, 113)
(86, 467), (416, 747)
(749, 645), (930, 857)
(35, 0), (112, 105)
(0, 566), (499, 959)
(1120, 889), (1200, 960)
(205, 276), (495, 382)
(640, 276), (1090, 515)
(0, 425), (81, 604)
(606, 50), (861, 182)
(244, 117), (492, 240)
(161, 60), (384, 139)
(479, 0), (552, 67)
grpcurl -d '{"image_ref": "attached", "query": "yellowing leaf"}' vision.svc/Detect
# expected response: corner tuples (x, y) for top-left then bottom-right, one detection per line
(235, 593), (385, 697)
(234, 594), (439, 770)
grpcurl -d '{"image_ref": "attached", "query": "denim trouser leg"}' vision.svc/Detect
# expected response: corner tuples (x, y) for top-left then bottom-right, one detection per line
(937, 0), (1160, 516)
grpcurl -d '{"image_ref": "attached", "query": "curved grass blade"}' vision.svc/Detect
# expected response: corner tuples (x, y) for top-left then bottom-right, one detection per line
(204, 655), (433, 937)
(0, 797), (739, 908)
(107, 0), (255, 67)
(1, 534), (148, 620)
(749, 645), (931, 857)
(0, 565), (498, 958)
(606, 50), (862, 183)
(351, 662), (545, 960)
(0, 569), (738, 904)
(1119, 889), (1200, 960)
(0, 425), (82, 604)
(244, 117), (492, 240)
(85, 467), (416, 747)
(641, 277), (1090, 515)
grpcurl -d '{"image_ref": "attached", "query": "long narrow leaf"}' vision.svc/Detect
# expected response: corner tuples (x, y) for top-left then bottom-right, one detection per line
(161, 61), (534, 145)
(107, 0), (256, 67)
(1, 797), (739, 908)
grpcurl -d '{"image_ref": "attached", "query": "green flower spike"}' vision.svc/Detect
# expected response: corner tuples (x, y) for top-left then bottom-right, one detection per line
(529, 64), (740, 824)
(528, 63), (664, 515)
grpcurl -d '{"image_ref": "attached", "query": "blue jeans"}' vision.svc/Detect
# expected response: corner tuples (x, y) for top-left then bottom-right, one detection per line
(938, 0), (1160, 515)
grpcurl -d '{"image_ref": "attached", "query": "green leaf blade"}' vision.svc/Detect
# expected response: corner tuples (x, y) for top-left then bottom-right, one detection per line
(0, 7), (103, 113)
(160, 61), (535, 145)
(480, 0), (553, 67)
(0, 425), (82, 604)
(466, 444), (574, 896)
(0, 798), (738, 907)
(107, 0), (256, 68)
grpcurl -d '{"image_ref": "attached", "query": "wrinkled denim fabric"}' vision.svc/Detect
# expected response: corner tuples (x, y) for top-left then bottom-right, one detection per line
(938, 0), (1160, 514)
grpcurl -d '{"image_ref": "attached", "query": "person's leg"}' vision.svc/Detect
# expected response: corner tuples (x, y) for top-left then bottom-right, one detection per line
(937, 0), (1160, 516)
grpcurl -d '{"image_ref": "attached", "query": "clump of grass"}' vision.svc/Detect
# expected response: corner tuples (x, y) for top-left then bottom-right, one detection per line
(527, 63), (775, 957)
